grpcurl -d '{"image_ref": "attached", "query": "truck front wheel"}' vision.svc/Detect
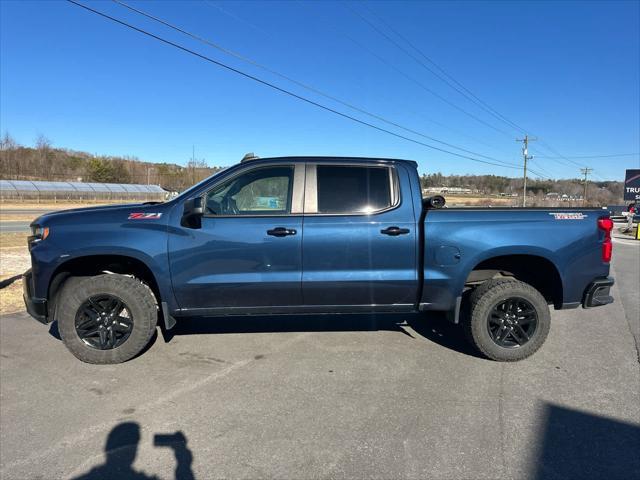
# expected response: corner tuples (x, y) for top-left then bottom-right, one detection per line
(463, 278), (550, 361)
(57, 274), (158, 364)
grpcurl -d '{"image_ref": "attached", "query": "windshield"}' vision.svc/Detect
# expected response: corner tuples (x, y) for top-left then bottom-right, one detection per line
(172, 167), (231, 201)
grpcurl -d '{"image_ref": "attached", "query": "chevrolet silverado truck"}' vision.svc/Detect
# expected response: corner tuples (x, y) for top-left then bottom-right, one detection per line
(24, 157), (615, 364)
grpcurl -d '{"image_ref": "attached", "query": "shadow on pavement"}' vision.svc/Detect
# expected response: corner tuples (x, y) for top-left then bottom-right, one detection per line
(534, 403), (640, 480)
(160, 311), (483, 358)
(71, 422), (195, 480)
(47, 310), (481, 358)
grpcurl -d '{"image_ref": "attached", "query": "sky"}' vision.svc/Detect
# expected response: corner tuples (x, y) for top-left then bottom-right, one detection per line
(1, 0), (639, 180)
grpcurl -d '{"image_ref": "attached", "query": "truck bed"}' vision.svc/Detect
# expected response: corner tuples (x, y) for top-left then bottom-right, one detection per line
(420, 207), (611, 313)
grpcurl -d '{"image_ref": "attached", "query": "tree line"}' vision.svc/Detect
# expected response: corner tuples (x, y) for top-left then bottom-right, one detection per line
(0, 133), (222, 193)
(420, 172), (624, 207)
(0, 132), (624, 206)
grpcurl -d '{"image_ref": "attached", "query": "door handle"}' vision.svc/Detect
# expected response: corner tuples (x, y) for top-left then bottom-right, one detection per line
(381, 226), (410, 236)
(267, 227), (297, 237)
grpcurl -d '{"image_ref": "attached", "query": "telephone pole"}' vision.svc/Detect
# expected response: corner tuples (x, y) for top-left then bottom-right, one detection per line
(580, 167), (593, 206)
(516, 135), (536, 207)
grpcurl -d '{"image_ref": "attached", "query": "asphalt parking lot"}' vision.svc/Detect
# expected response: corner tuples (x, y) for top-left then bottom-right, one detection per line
(1, 239), (639, 480)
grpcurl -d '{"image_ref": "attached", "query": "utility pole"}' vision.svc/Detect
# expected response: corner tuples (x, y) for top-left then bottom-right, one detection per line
(516, 135), (536, 207)
(580, 167), (593, 206)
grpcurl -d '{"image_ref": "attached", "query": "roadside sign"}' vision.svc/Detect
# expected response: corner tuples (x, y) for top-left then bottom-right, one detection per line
(624, 169), (640, 201)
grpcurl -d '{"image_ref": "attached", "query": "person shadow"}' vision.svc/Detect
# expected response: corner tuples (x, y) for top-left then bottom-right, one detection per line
(72, 422), (195, 480)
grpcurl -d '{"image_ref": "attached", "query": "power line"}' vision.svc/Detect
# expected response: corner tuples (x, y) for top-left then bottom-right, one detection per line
(296, 0), (506, 152)
(347, 3), (627, 180)
(533, 140), (608, 181)
(66, 0), (523, 171)
(201, 0), (272, 37)
(343, 3), (515, 139)
(535, 152), (639, 159)
(528, 158), (556, 180)
(346, 4), (567, 181)
(536, 141), (585, 169)
(112, 0), (521, 168)
(350, 4), (627, 180)
(361, 3), (530, 136)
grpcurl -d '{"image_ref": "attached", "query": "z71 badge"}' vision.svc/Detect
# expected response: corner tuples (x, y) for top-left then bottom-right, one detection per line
(128, 212), (162, 220)
(549, 212), (587, 220)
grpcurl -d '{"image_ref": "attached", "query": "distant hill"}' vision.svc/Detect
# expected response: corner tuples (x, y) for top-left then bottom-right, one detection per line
(420, 172), (624, 207)
(0, 133), (222, 192)
(0, 133), (624, 205)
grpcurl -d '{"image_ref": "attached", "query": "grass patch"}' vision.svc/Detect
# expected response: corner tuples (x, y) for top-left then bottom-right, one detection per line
(0, 233), (29, 249)
(0, 276), (24, 315)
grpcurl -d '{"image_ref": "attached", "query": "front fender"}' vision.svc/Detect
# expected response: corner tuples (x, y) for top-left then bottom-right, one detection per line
(29, 218), (177, 312)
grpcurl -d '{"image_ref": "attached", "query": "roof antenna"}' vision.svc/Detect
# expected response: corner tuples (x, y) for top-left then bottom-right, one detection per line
(241, 152), (259, 163)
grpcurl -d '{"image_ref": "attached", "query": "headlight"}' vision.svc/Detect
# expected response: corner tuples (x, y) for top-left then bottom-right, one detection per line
(30, 225), (50, 240)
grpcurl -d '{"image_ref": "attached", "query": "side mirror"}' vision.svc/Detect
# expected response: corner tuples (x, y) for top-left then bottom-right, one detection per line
(423, 195), (446, 209)
(181, 197), (204, 228)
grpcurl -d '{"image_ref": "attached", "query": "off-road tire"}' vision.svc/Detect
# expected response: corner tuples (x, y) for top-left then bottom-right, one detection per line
(57, 274), (158, 364)
(463, 278), (550, 361)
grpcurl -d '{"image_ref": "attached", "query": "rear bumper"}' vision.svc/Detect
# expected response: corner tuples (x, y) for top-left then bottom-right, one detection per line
(22, 269), (48, 324)
(582, 276), (614, 308)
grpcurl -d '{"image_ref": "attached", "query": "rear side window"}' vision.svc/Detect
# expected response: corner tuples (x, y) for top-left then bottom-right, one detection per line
(316, 165), (392, 214)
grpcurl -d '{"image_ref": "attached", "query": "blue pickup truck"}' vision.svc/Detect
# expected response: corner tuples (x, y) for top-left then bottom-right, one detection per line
(24, 157), (615, 364)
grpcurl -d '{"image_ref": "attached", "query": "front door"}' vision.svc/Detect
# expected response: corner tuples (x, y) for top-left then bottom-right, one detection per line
(169, 163), (304, 312)
(301, 163), (418, 309)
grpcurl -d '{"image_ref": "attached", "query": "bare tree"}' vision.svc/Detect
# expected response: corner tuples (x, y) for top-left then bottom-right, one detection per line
(1, 131), (17, 151)
(0, 132), (18, 178)
(35, 134), (52, 180)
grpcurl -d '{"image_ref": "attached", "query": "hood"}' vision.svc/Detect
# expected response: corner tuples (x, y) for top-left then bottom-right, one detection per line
(31, 202), (168, 226)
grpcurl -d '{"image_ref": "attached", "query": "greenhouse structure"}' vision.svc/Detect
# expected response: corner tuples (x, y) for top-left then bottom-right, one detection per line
(0, 179), (167, 202)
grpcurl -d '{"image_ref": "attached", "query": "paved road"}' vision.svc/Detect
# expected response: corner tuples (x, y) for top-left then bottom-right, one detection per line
(0, 209), (54, 215)
(0, 208), (53, 233)
(0, 220), (31, 233)
(1, 242), (638, 480)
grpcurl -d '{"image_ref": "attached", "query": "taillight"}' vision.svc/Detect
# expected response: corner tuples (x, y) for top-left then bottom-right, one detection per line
(598, 217), (613, 262)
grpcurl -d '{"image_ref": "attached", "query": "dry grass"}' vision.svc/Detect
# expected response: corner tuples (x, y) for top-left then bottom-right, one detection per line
(0, 233), (29, 249)
(0, 233), (30, 314)
(443, 195), (516, 207)
(0, 214), (40, 222)
(0, 275), (24, 315)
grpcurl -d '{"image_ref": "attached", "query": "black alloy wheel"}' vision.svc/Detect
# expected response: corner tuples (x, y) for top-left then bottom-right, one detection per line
(75, 294), (133, 350)
(487, 297), (538, 348)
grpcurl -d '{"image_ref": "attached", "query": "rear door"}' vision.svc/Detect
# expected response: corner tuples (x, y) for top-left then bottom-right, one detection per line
(169, 163), (304, 312)
(301, 162), (418, 309)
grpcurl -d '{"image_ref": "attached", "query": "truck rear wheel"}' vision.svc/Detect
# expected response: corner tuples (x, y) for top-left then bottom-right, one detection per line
(57, 274), (158, 364)
(463, 278), (550, 361)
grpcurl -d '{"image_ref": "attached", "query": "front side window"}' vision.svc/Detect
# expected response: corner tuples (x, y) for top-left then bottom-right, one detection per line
(205, 166), (293, 215)
(316, 165), (392, 214)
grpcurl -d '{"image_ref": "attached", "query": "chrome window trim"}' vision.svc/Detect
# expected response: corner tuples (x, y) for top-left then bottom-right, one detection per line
(291, 163), (305, 214)
(201, 163), (303, 218)
(303, 163), (401, 216)
(304, 164), (318, 214)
